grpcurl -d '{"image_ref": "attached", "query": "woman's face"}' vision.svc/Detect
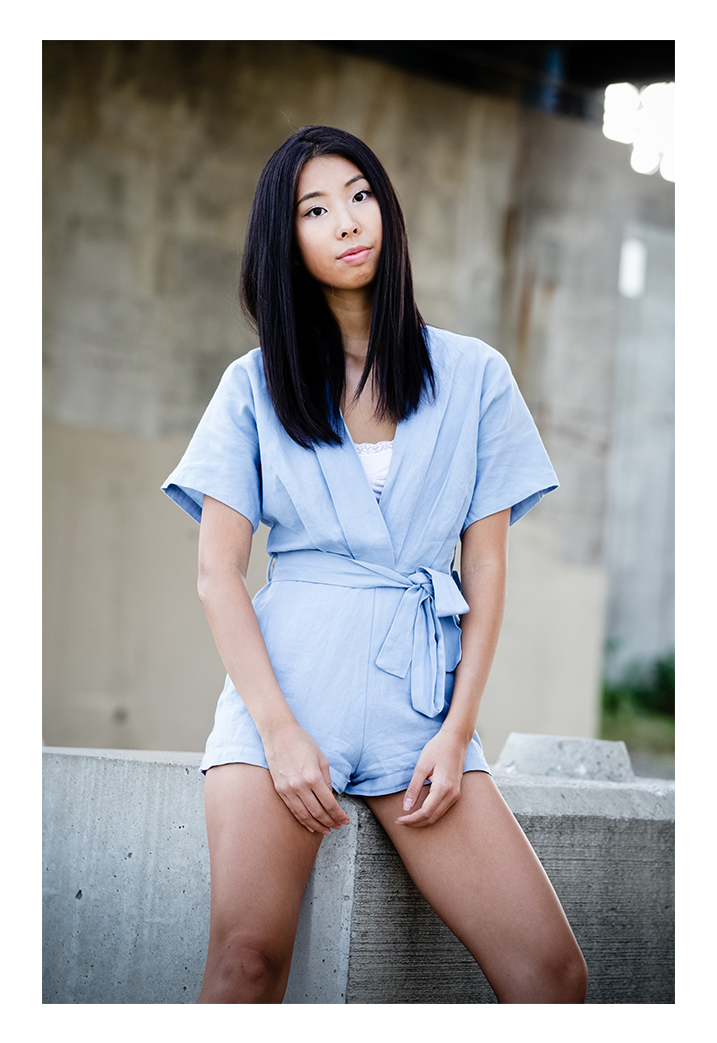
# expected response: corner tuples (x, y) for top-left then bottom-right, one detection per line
(294, 155), (383, 293)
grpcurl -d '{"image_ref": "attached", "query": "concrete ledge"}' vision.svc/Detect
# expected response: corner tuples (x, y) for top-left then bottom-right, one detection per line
(495, 732), (637, 781)
(43, 738), (674, 1004)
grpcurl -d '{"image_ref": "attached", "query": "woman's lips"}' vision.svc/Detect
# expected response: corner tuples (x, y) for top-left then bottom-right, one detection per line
(338, 246), (372, 263)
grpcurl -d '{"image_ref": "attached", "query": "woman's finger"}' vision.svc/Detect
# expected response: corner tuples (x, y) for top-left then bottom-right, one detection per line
(311, 773), (350, 828)
(397, 781), (460, 828)
(276, 772), (348, 833)
(282, 791), (333, 834)
(301, 789), (345, 833)
(398, 795), (444, 828)
(400, 761), (432, 814)
(318, 761), (350, 825)
(396, 788), (441, 827)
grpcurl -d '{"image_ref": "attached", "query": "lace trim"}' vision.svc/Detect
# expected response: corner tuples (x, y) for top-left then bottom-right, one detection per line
(352, 440), (394, 455)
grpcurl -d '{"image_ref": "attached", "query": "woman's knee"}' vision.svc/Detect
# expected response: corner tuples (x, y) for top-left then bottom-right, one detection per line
(530, 942), (589, 1004)
(200, 935), (292, 1004)
(558, 945), (589, 1003)
(495, 939), (588, 1004)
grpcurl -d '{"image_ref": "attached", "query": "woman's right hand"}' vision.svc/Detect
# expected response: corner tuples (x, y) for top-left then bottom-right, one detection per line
(262, 719), (350, 835)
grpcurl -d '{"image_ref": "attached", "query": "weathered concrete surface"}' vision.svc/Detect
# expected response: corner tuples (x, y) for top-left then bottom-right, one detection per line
(42, 749), (211, 1004)
(41, 422), (251, 752)
(494, 731), (635, 781)
(43, 741), (674, 1004)
(42, 747), (359, 1005)
(345, 803), (674, 1004)
(603, 219), (675, 680)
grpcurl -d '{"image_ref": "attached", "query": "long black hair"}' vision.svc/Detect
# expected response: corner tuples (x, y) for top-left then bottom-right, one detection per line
(240, 125), (435, 448)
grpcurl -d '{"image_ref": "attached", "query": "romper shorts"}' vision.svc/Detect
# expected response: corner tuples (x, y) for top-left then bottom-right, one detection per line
(200, 564), (491, 795)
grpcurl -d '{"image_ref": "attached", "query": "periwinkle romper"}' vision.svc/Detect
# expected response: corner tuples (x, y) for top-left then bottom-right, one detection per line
(162, 326), (558, 796)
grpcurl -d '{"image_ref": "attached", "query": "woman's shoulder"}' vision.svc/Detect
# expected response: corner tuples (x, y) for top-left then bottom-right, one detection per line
(202, 348), (269, 425)
(221, 346), (263, 381)
(215, 347), (267, 398)
(425, 325), (510, 379)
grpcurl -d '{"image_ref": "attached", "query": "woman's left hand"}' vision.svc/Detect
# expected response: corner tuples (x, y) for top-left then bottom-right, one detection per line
(395, 729), (469, 828)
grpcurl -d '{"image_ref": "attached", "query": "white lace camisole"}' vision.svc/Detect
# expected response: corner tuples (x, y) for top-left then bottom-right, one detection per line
(352, 439), (394, 501)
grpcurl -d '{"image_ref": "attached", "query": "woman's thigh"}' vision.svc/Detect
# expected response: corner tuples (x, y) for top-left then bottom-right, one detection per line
(364, 771), (587, 1003)
(200, 763), (325, 1001)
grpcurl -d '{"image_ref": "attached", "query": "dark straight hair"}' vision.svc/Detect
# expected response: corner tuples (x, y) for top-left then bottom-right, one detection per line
(240, 125), (435, 448)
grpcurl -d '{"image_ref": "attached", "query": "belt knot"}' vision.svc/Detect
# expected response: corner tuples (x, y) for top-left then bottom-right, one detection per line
(375, 566), (468, 717)
(268, 550), (468, 718)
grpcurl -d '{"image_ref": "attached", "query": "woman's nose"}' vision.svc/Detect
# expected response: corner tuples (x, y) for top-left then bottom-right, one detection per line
(337, 205), (359, 239)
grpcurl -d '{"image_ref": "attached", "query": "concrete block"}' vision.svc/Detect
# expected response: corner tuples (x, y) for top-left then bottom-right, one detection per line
(494, 731), (635, 782)
(43, 741), (674, 1004)
(346, 745), (673, 1004)
(42, 749), (210, 1004)
(42, 748), (357, 1004)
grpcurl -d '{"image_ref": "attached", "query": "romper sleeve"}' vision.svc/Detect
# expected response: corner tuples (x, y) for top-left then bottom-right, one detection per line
(161, 357), (262, 531)
(461, 349), (558, 532)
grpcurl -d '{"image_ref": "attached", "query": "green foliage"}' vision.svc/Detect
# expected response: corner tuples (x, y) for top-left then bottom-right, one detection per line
(600, 699), (675, 755)
(602, 652), (675, 718)
(600, 652), (675, 763)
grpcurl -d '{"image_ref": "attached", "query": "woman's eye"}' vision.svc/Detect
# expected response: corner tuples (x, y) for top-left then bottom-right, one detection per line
(353, 190), (372, 203)
(306, 206), (326, 218)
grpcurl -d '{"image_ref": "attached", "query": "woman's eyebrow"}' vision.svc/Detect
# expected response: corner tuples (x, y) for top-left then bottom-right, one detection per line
(296, 190), (323, 208)
(296, 174), (368, 209)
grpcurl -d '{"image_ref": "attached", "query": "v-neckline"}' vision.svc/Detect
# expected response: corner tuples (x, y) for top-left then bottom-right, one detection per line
(340, 410), (401, 511)
(271, 327), (461, 570)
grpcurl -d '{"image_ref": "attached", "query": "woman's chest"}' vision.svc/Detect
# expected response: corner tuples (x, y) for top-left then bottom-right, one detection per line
(340, 381), (396, 444)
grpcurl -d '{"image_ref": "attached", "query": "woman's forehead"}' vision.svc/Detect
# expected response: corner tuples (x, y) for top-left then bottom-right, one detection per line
(296, 155), (367, 198)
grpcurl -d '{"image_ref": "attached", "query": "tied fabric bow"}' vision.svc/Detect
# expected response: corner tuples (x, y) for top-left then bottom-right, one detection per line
(269, 552), (470, 719)
(374, 567), (469, 717)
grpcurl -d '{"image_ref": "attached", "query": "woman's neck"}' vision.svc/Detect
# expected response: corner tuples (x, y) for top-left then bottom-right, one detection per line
(321, 284), (395, 440)
(321, 285), (373, 365)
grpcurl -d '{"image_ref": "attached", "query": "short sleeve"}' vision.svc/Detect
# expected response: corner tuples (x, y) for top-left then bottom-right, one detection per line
(161, 357), (262, 531)
(461, 350), (558, 532)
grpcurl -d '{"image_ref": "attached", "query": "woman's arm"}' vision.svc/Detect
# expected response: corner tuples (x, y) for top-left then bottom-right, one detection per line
(396, 506), (510, 827)
(197, 494), (350, 834)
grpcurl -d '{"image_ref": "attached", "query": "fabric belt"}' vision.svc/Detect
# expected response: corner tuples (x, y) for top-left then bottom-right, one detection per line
(267, 549), (469, 718)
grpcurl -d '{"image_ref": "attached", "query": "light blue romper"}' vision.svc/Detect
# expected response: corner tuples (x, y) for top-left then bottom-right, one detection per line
(162, 327), (558, 795)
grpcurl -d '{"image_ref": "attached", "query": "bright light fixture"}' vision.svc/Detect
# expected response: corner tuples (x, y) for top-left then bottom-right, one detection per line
(603, 82), (674, 181)
(603, 82), (640, 144)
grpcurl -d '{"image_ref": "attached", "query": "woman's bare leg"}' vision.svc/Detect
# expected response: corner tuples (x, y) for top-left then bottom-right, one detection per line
(364, 771), (588, 1004)
(198, 763), (325, 1004)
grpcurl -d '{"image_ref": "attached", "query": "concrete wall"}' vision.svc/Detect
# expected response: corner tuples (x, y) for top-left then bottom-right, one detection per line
(42, 739), (675, 1004)
(604, 221), (675, 680)
(42, 41), (674, 761)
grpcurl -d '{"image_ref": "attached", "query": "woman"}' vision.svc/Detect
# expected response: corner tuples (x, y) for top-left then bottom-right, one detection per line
(162, 125), (588, 1004)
